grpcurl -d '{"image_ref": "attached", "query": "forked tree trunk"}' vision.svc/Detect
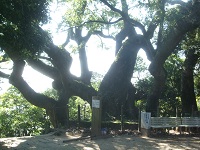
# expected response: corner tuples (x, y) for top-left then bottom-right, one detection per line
(99, 36), (142, 120)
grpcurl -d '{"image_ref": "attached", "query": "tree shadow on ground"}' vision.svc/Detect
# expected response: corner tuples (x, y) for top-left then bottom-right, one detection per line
(0, 133), (200, 150)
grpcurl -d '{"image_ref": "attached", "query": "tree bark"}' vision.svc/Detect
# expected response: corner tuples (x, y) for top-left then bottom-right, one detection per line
(181, 49), (198, 116)
(99, 36), (142, 119)
(8, 60), (65, 127)
(5, 42), (97, 127)
(146, 3), (200, 116)
(74, 28), (92, 84)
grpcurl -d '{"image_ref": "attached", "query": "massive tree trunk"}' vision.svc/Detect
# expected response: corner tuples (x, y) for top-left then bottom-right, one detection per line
(181, 49), (198, 116)
(99, 36), (142, 119)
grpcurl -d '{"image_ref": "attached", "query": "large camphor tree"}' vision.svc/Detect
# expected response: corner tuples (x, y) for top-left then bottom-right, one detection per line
(0, 0), (200, 127)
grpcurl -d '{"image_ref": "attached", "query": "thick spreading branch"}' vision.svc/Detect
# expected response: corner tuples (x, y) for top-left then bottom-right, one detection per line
(167, 0), (186, 5)
(99, 0), (124, 17)
(93, 30), (115, 40)
(150, 3), (200, 75)
(0, 70), (10, 79)
(9, 60), (56, 109)
(130, 19), (146, 35)
(27, 58), (58, 79)
(44, 44), (72, 78)
(121, 0), (128, 13)
(79, 18), (123, 27)
(71, 80), (97, 104)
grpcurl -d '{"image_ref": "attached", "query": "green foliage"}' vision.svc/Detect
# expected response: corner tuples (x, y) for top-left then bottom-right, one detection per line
(0, 0), (49, 25)
(43, 88), (92, 121)
(164, 52), (184, 96)
(0, 0), (51, 58)
(133, 56), (150, 80)
(43, 88), (59, 100)
(159, 98), (182, 117)
(0, 86), (51, 138)
(135, 78), (154, 100)
(134, 76), (152, 112)
(60, 0), (120, 34)
(195, 75), (200, 104)
(135, 99), (146, 111)
(68, 96), (91, 121)
(134, 51), (185, 117)
(134, 56), (146, 72)
(150, 51), (183, 117)
(91, 72), (103, 90)
(197, 97), (200, 110)
(63, 0), (88, 26)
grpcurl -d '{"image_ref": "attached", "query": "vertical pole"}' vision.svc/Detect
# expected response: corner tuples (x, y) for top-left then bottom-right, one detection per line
(91, 96), (102, 137)
(121, 105), (124, 132)
(175, 107), (178, 131)
(157, 104), (160, 117)
(78, 105), (81, 129)
(84, 103), (86, 120)
(66, 102), (70, 128)
(141, 112), (151, 137)
(138, 108), (141, 132)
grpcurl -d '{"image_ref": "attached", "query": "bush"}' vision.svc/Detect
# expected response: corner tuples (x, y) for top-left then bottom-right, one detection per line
(0, 86), (51, 138)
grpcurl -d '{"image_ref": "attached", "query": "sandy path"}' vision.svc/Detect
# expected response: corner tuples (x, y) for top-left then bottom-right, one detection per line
(0, 133), (200, 150)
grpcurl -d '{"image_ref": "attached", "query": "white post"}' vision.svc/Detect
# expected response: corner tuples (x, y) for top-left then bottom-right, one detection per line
(141, 112), (151, 136)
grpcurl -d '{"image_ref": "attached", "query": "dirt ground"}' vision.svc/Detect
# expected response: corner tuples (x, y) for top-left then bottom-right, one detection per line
(0, 131), (200, 150)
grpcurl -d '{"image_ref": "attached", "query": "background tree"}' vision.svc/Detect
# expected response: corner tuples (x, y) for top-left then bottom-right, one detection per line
(194, 52), (200, 112)
(145, 1), (200, 116)
(180, 29), (200, 116)
(158, 51), (183, 117)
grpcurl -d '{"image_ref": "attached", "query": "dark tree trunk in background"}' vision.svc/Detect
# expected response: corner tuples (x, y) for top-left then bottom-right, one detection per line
(181, 49), (198, 116)
(146, 66), (167, 116)
(145, 3), (200, 116)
